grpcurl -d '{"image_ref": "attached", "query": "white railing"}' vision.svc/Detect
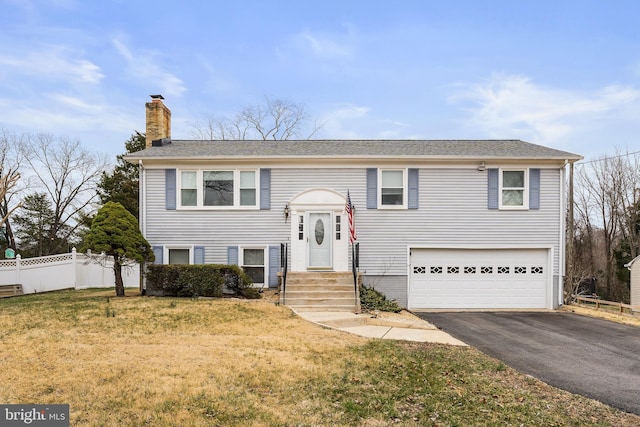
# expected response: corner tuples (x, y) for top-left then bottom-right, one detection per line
(0, 248), (140, 294)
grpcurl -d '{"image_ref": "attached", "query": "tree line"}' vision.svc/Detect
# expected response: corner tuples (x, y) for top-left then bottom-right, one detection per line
(568, 149), (640, 303)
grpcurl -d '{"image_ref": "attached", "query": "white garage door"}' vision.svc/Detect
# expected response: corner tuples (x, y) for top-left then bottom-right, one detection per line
(409, 248), (549, 309)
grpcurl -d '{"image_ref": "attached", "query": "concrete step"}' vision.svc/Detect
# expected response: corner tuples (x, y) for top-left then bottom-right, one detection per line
(292, 305), (359, 312)
(284, 297), (357, 306)
(285, 285), (353, 292)
(285, 290), (355, 298)
(287, 280), (353, 287)
(281, 272), (360, 313)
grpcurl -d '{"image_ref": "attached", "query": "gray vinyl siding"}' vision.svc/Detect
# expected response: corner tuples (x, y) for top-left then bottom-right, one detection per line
(355, 167), (562, 277)
(364, 275), (408, 308)
(145, 169), (288, 265)
(144, 166), (563, 297)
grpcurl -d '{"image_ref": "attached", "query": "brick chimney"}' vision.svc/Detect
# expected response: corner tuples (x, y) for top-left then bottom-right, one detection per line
(145, 94), (171, 148)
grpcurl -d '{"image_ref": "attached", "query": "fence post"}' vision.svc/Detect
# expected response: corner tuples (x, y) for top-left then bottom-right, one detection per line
(72, 247), (78, 289)
(15, 254), (21, 285)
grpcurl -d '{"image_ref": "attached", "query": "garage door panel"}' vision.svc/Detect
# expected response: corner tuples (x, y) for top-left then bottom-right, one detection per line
(409, 249), (549, 309)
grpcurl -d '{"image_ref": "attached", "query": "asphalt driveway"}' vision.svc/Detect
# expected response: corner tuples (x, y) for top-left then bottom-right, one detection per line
(416, 311), (640, 415)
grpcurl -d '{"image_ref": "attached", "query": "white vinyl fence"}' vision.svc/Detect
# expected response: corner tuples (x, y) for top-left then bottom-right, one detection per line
(0, 248), (140, 294)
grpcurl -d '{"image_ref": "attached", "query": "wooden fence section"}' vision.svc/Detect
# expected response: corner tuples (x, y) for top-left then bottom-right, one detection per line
(0, 284), (23, 298)
(574, 295), (640, 315)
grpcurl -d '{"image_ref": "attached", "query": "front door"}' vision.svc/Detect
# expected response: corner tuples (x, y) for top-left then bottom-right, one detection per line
(308, 212), (332, 269)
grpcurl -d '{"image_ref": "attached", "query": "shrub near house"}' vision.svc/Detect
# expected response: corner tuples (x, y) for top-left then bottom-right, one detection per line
(146, 264), (260, 299)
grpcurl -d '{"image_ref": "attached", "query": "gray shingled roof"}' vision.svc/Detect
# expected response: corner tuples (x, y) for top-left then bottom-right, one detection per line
(125, 139), (582, 161)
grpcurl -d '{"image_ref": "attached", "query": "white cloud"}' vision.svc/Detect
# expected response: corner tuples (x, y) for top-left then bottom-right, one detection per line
(319, 104), (417, 140)
(112, 36), (186, 97)
(451, 74), (640, 144)
(285, 25), (357, 61)
(299, 29), (353, 58)
(0, 46), (104, 84)
(0, 92), (135, 134)
(319, 104), (371, 138)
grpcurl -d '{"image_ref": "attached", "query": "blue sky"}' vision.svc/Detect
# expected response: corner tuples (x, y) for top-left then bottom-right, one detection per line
(1, 0), (639, 161)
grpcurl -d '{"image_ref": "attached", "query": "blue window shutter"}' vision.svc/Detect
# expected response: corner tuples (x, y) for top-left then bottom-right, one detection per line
(408, 168), (419, 209)
(166, 169), (176, 210)
(227, 246), (239, 265)
(488, 168), (499, 210)
(366, 168), (377, 209)
(152, 246), (163, 264)
(529, 168), (540, 210)
(260, 168), (271, 210)
(194, 246), (205, 265)
(268, 246), (280, 288)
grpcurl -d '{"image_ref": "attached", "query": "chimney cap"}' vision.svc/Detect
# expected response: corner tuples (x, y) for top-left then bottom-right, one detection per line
(150, 94), (165, 100)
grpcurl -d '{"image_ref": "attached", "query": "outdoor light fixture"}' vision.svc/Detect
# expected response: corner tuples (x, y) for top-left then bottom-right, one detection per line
(284, 203), (290, 222)
(477, 161), (486, 171)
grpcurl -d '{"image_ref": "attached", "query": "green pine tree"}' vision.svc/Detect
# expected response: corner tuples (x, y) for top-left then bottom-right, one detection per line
(82, 201), (154, 296)
(98, 132), (145, 219)
(13, 193), (69, 257)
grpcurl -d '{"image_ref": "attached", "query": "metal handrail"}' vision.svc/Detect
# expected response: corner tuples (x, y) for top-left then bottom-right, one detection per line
(281, 243), (288, 305)
(352, 242), (359, 303)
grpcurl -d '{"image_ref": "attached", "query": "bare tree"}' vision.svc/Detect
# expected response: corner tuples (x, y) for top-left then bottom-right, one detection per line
(573, 148), (640, 301)
(20, 134), (109, 255)
(189, 96), (324, 140)
(0, 129), (25, 250)
(615, 150), (640, 261)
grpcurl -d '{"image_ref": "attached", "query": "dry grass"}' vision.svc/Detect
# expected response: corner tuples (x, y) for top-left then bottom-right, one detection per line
(562, 304), (640, 327)
(0, 289), (638, 426)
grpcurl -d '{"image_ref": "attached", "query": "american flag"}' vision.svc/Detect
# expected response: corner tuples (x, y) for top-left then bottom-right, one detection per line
(346, 190), (356, 243)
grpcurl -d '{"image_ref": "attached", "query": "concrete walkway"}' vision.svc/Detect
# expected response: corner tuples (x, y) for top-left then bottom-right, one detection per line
(295, 310), (467, 346)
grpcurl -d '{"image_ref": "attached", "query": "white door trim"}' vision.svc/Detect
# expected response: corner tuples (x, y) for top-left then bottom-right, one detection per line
(287, 188), (349, 272)
(307, 211), (333, 270)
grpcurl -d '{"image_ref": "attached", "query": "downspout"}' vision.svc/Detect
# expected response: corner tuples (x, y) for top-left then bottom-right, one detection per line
(139, 160), (145, 236)
(139, 159), (146, 294)
(565, 159), (576, 305)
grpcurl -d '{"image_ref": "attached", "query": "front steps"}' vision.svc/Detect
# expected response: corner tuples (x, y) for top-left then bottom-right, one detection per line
(280, 271), (360, 313)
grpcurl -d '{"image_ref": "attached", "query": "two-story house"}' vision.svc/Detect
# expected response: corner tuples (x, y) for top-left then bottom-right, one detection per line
(126, 95), (582, 311)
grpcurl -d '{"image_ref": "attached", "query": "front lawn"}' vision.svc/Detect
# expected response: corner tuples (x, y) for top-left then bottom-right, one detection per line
(0, 289), (637, 426)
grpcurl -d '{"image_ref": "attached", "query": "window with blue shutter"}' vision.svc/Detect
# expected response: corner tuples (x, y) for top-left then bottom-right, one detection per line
(260, 168), (271, 210)
(268, 246), (280, 288)
(227, 246), (239, 265)
(488, 168), (539, 210)
(165, 169), (176, 210)
(152, 246), (163, 264)
(529, 168), (540, 210)
(488, 168), (499, 210)
(408, 168), (419, 209)
(366, 168), (377, 209)
(194, 246), (205, 264)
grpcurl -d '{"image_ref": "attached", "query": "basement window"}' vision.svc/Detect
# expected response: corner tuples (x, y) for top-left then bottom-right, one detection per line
(241, 248), (265, 286)
(168, 248), (190, 265)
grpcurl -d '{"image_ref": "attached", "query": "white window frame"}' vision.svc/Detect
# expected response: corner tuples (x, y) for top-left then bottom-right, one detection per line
(164, 246), (193, 265)
(179, 170), (198, 207)
(177, 169), (259, 209)
(239, 246), (267, 288)
(378, 168), (407, 209)
(499, 168), (529, 210)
